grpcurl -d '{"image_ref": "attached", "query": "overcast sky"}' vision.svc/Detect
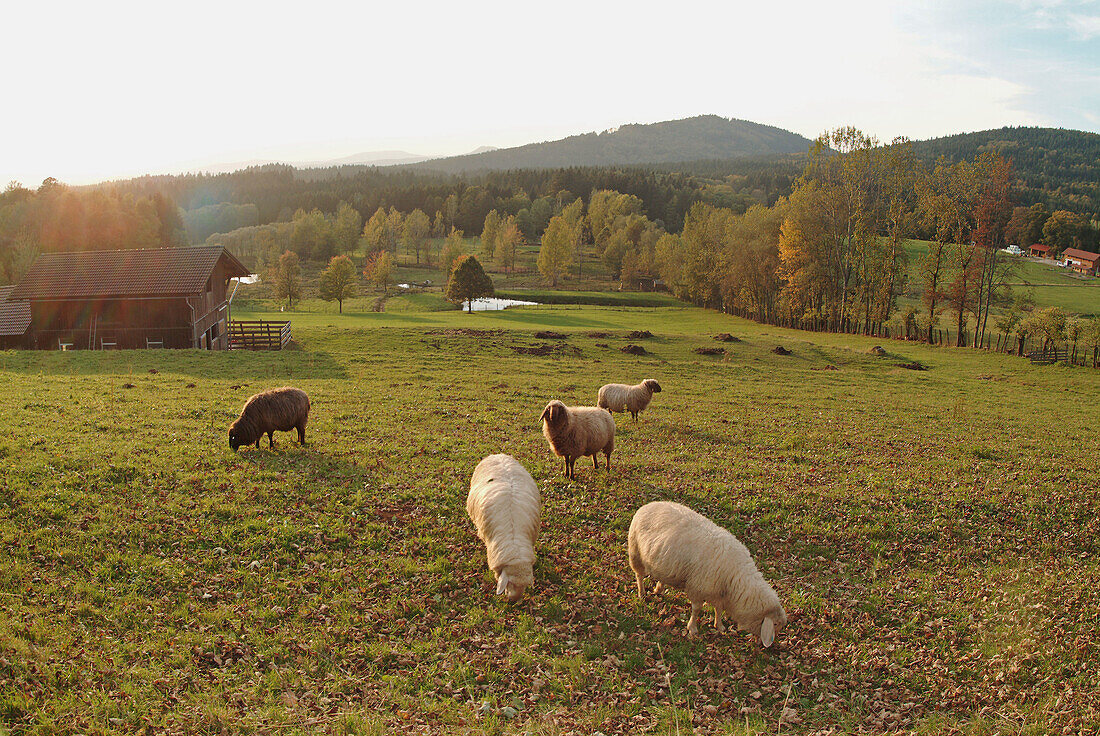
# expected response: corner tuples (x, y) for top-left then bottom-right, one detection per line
(2, 0), (1097, 186)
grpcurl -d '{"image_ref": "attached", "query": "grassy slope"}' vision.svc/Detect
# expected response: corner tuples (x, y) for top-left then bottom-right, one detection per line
(902, 240), (1100, 317)
(2, 306), (1099, 735)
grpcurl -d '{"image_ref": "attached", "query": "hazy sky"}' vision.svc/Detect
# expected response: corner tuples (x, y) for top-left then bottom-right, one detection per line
(3, 0), (1097, 186)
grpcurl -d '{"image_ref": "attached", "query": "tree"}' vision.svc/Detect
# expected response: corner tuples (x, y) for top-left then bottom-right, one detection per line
(480, 210), (502, 258)
(274, 250), (301, 309)
(440, 228), (467, 277)
(362, 208), (389, 254)
(1042, 210), (1088, 254)
(538, 216), (574, 286)
(291, 208), (334, 261)
(364, 250), (393, 293)
(494, 217), (522, 272)
(318, 254), (358, 313)
(402, 209), (430, 265)
(333, 202), (362, 254)
(445, 255), (494, 312)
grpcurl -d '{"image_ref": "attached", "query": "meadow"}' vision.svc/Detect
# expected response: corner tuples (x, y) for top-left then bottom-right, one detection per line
(2, 303), (1099, 735)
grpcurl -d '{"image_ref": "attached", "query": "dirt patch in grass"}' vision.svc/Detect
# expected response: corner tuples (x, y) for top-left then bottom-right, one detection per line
(585, 331), (611, 338)
(427, 328), (507, 338)
(621, 344), (648, 355)
(713, 333), (742, 342)
(513, 342), (582, 357)
(534, 331), (568, 340)
(626, 330), (653, 339)
(895, 361), (927, 370)
(693, 347), (725, 356)
(772, 345), (792, 355)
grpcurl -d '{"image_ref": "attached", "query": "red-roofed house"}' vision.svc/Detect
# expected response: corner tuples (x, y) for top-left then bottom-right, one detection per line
(1061, 248), (1100, 277)
(7, 245), (251, 350)
(1029, 243), (1050, 258)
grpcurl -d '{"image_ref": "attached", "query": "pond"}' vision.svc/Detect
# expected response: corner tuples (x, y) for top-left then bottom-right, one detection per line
(466, 297), (539, 311)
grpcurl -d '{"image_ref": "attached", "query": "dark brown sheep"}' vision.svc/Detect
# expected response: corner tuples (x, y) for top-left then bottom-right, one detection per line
(539, 400), (615, 480)
(229, 387), (311, 451)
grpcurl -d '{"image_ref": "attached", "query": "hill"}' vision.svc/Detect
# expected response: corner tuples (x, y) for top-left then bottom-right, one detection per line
(411, 115), (812, 173)
(908, 127), (1100, 216)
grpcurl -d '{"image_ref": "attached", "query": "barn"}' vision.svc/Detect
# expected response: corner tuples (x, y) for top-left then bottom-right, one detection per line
(6, 245), (251, 350)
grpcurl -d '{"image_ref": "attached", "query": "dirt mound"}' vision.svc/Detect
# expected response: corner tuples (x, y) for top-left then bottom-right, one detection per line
(869, 345), (887, 356)
(772, 346), (792, 356)
(512, 342), (582, 357)
(626, 330), (653, 339)
(534, 331), (567, 340)
(585, 331), (611, 338)
(621, 344), (648, 355)
(713, 333), (741, 342)
(894, 361), (927, 371)
(693, 347), (725, 356)
(812, 364), (839, 371)
(428, 328), (506, 337)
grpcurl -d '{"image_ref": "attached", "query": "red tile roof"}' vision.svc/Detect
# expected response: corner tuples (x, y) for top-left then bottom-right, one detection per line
(1062, 248), (1100, 262)
(1030, 243), (1050, 252)
(0, 286), (31, 336)
(8, 246), (250, 301)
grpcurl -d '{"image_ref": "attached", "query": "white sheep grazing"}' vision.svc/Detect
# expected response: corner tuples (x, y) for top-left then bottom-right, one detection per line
(539, 400), (615, 479)
(597, 379), (662, 421)
(466, 454), (541, 601)
(628, 501), (786, 645)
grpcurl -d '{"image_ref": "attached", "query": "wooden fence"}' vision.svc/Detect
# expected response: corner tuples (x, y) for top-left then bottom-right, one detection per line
(229, 320), (291, 351)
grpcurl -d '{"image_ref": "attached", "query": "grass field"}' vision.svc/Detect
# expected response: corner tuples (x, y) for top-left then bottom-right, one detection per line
(2, 304), (1099, 734)
(902, 240), (1100, 317)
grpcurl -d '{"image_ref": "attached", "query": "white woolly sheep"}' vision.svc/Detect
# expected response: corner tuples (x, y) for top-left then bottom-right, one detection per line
(628, 501), (786, 645)
(597, 379), (662, 421)
(466, 454), (541, 601)
(539, 400), (615, 480)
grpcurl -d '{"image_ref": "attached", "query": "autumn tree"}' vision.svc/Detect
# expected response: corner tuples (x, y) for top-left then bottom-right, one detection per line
(1042, 210), (1089, 254)
(445, 254), (495, 312)
(440, 228), (467, 277)
(362, 208), (389, 254)
(318, 254), (358, 313)
(494, 217), (522, 272)
(480, 210), (501, 259)
(402, 209), (430, 265)
(274, 250), (301, 309)
(364, 250), (394, 293)
(332, 202), (362, 254)
(538, 216), (573, 286)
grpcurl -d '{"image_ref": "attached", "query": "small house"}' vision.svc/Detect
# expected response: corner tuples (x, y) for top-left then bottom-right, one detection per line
(1061, 248), (1100, 277)
(1029, 243), (1050, 258)
(7, 245), (250, 350)
(0, 286), (32, 349)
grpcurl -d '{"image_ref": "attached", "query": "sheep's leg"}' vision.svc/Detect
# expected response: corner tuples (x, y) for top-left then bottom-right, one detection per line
(687, 602), (701, 638)
(714, 608), (726, 633)
(653, 581), (664, 595)
(592, 454), (599, 469)
(605, 450), (611, 473)
(297, 424), (306, 445)
(634, 570), (645, 599)
(268, 431), (275, 448)
(255, 438), (260, 449)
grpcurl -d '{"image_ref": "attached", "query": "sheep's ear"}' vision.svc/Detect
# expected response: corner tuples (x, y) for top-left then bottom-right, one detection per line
(495, 571), (510, 596)
(760, 616), (776, 648)
(539, 407), (549, 423)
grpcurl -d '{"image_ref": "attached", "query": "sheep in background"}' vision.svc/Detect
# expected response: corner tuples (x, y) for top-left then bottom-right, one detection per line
(228, 387), (311, 451)
(539, 400), (615, 480)
(597, 379), (662, 421)
(628, 501), (786, 646)
(466, 454), (541, 601)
